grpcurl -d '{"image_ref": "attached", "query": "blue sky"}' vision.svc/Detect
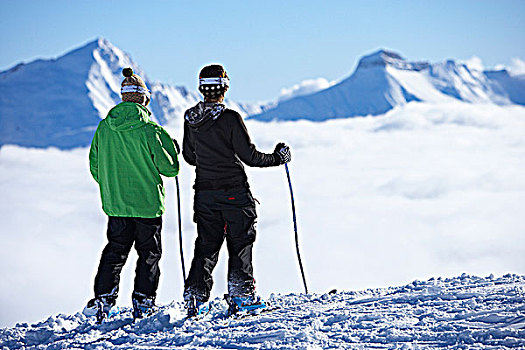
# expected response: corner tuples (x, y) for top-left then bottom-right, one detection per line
(1, 0), (524, 101)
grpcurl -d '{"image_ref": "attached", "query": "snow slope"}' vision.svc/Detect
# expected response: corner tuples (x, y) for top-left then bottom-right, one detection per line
(0, 38), (262, 149)
(1, 274), (524, 349)
(250, 50), (525, 121)
(1, 101), (524, 329)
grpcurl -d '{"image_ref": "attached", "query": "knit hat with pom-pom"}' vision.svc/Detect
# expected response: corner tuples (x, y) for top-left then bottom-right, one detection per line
(198, 64), (229, 100)
(121, 67), (151, 105)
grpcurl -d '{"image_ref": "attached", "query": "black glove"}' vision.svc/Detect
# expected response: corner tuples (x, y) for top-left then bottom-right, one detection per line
(172, 138), (181, 154)
(273, 142), (291, 164)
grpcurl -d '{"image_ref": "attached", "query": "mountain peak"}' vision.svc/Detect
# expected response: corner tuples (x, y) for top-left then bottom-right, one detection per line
(369, 49), (405, 61)
(64, 37), (119, 58)
(92, 37), (119, 52)
(356, 49), (431, 72)
(358, 49), (405, 68)
(57, 37), (144, 81)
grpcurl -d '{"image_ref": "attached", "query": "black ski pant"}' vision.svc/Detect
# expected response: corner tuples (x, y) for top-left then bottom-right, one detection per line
(94, 216), (162, 299)
(184, 188), (257, 302)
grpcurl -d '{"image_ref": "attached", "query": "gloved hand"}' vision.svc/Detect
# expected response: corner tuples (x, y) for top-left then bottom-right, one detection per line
(172, 138), (181, 154)
(273, 142), (291, 164)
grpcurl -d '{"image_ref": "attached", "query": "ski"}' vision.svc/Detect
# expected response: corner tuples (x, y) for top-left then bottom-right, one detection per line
(92, 306), (131, 325)
(227, 305), (281, 320)
(224, 294), (275, 317)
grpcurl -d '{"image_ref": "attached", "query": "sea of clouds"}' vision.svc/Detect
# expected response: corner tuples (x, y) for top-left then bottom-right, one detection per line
(278, 78), (335, 101)
(463, 55), (525, 75)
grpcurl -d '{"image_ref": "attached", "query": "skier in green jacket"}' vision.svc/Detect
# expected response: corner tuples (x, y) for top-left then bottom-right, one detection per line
(83, 68), (179, 321)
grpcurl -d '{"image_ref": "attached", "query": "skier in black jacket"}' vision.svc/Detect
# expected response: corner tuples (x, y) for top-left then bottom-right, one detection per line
(182, 64), (291, 316)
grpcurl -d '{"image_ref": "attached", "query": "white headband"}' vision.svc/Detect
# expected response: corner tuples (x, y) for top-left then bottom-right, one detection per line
(199, 77), (230, 87)
(121, 85), (151, 98)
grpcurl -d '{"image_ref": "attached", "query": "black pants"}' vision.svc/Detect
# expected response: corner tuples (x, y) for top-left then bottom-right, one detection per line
(94, 216), (162, 298)
(184, 188), (257, 302)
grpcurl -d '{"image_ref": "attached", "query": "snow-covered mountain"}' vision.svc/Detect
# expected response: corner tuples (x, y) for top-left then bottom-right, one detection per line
(0, 38), (262, 149)
(250, 50), (525, 121)
(2, 41), (524, 147)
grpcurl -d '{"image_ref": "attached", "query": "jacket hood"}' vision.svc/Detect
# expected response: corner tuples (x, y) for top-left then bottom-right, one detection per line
(184, 101), (225, 128)
(106, 102), (151, 131)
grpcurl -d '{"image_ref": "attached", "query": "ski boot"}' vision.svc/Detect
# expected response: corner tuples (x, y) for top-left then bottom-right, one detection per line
(185, 295), (209, 318)
(83, 292), (117, 324)
(224, 293), (267, 316)
(132, 292), (156, 320)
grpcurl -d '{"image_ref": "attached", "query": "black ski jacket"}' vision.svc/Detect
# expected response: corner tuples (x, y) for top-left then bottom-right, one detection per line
(183, 102), (279, 191)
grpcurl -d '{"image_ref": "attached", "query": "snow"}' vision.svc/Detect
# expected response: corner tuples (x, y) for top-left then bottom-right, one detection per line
(1, 101), (524, 332)
(484, 70), (525, 106)
(1, 274), (524, 349)
(386, 65), (455, 103)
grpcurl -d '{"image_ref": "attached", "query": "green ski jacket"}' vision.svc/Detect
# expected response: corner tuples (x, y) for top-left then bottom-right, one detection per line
(89, 102), (179, 218)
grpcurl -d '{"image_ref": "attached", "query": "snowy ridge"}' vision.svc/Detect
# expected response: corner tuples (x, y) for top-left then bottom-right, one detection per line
(86, 38), (147, 119)
(1, 274), (524, 349)
(149, 82), (201, 126)
(250, 50), (525, 121)
(0, 38), (262, 149)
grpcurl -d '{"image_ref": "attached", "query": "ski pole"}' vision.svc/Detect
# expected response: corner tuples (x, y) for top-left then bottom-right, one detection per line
(172, 139), (186, 284)
(176, 176), (186, 282)
(284, 163), (308, 294)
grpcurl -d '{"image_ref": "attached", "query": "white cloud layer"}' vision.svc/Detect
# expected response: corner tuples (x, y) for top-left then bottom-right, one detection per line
(462, 56), (484, 71)
(278, 78), (334, 101)
(462, 56), (525, 76)
(508, 57), (525, 75)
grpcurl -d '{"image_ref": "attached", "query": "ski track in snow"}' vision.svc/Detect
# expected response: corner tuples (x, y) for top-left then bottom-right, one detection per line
(1, 274), (524, 349)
